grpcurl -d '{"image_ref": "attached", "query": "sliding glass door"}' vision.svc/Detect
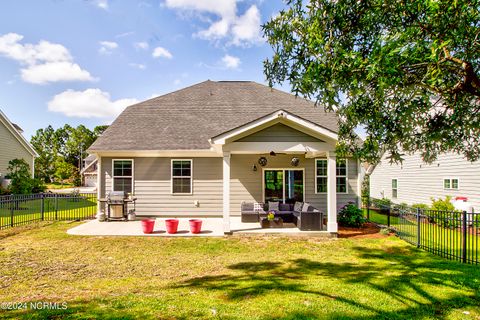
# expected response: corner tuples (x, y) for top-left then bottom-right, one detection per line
(264, 169), (304, 204)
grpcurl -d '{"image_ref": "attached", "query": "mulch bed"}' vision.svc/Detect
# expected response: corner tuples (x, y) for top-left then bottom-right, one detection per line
(338, 222), (390, 239)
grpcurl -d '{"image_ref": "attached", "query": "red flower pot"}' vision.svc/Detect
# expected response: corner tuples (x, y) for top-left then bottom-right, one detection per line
(165, 219), (179, 234)
(141, 219), (155, 234)
(189, 219), (203, 234)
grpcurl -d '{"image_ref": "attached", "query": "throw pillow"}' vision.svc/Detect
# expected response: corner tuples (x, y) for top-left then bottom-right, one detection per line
(294, 202), (303, 212)
(268, 201), (279, 211)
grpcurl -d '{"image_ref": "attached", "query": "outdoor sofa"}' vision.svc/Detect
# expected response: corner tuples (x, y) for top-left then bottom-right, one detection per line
(240, 201), (324, 231)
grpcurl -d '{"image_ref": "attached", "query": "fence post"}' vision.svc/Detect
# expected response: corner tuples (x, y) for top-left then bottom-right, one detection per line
(387, 205), (391, 227)
(55, 193), (58, 220)
(416, 208), (421, 248)
(10, 196), (14, 227)
(367, 197), (370, 220)
(40, 193), (45, 221)
(462, 210), (467, 263)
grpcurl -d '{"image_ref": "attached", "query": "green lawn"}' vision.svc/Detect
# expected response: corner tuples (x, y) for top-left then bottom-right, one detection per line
(0, 196), (96, 229)
(363, 208), (389, 225)
(45, 182), (75, 190)
(0, 223), (479, 319)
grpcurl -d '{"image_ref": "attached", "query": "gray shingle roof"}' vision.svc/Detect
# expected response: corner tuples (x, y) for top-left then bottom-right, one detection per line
(88, 80), (339, 151)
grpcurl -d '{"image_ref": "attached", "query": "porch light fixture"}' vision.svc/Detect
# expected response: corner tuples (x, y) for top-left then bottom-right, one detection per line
(258, 157), (267, 167)
(252, 164), (258, 172)
(291, 157), (300, 167)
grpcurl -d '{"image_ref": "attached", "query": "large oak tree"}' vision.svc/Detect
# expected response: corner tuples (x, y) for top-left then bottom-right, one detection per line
(263, 0), (480, 163)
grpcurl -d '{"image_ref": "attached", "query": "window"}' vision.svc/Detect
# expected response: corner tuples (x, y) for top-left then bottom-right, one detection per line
(172, 160), (192, 194)
(315, 159), (348, 193)
(315, 159), (327, 193)
(113, 160), (133, 193)
(336, 159), (347, 193)
(392, 179), (398, 199)
(444, 178), (459, 190)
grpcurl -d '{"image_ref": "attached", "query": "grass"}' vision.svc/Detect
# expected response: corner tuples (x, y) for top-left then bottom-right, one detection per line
(0, 196), (96, 229)
(45, 182), (75, 190)
(0, 223), (480, 319)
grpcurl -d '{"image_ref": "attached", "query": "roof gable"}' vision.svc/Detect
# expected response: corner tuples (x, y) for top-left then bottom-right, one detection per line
(0, 110), (38, 157)
(89, 81), (339, 152)
(234, 123), (324, 143)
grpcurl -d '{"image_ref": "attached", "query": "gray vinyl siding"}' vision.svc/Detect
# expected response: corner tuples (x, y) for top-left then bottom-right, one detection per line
(235, 123), (323, 142)
(101, 157), (223, 216)
(230, 154), (359, 216)
(101, 155), (360, 217)
(370, 152), (480, 211)
(0, 120), (34, 179)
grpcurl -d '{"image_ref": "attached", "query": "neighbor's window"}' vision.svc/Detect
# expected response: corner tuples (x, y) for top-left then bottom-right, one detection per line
(315, 159), (348, 193)
(316, 159), (327, 193)
(336, 159), (348, 193)
(444, 178), (459, 190)
(172, 160), (192, 194)
(392, 179), (398, 199)
(113, 160), (133, 193)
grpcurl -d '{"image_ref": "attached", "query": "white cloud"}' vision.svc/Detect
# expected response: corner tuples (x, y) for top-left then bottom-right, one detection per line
(0, 33), (94, 84)
(21, 62), (94, 84)
(48, 88), (138, 118)
(134, 41), (149, 50)
(173, 79), (181, 85)
(221, 54), (240, 69)
(164, 0), (262, 46)
(129, 63), (146, 70)
(152, 46), (173, 59)
(115, 31), (134, 38)
(98, 41), (118, 55)
(96, 0), (108, 10)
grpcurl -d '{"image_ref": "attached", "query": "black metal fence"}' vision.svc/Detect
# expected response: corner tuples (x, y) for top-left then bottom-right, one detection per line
(365, 198), (479, 264)
(0, 192), (97, 230)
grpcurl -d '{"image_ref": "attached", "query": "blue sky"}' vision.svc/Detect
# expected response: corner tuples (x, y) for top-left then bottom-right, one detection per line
(0, 0), (288, 138)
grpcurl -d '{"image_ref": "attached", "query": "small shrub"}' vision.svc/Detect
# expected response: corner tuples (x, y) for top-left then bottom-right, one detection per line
(338, 202), (366, 227)
(399, 202), (408, 207)
(431, 196), (456, 212)
(412, 203), (430, 210)
(373, 197), (391, 214)
(0, 186), (10, 195)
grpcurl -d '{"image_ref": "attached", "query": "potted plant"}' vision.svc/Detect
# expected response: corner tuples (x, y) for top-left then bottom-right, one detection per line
(141, 219), (155, 234)
(189, 219), (202, 234)
(267, 211), (275, 221)
(165, 219), (179, 234)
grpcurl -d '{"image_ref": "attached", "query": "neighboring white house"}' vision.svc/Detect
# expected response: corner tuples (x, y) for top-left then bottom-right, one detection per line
(81, 154), (98, 187)
(369, 152), (480, 211)
(0, 109), (38, 187)
(88, 80), (364, 234)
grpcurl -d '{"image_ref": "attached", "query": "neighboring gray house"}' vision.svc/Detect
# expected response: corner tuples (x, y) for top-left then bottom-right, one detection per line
(81, 154), (98, 187)
(88, 80), (363, 234)
(0, 109), (38, 186)
(369, 152), (480, 211)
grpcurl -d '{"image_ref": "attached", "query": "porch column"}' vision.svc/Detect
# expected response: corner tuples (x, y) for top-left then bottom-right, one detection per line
(223, 151), (231, 234)
(96, 155), (102, 214)
(327, 151), (338, 233)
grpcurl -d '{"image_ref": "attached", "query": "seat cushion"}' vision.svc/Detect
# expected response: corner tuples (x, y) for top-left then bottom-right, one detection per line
(268, 201), (279, 211)
(279, 203), (291, 212)
(294, 202), (303, 212)
(241, 202), (254, 211)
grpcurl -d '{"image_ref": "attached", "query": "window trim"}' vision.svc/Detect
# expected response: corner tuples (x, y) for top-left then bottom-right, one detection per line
(315, 158), (328, 194)
(443, 177), (459, 190)
(315, 158), (349, 194)
(336, 158), (348, 194)
(392, 178), (398, 199)
(171, 159), (193, 195)
(111, 159), (134, 194)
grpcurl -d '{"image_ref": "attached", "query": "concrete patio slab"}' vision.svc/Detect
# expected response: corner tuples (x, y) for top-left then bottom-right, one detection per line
(67, 217), (333, 237)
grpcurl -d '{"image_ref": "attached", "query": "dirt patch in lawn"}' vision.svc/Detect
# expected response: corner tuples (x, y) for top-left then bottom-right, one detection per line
(338, 222), (389, 239)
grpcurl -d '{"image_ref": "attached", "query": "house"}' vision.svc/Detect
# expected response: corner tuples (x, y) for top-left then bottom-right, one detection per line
(0, 109), (38, 187)
(81, 154), (98, 187)
(369, 152), (480, 211)
(88, 80), (363, 234)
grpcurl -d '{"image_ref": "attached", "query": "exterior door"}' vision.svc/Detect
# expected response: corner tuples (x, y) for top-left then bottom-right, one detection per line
(264, 169), (304, 203)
